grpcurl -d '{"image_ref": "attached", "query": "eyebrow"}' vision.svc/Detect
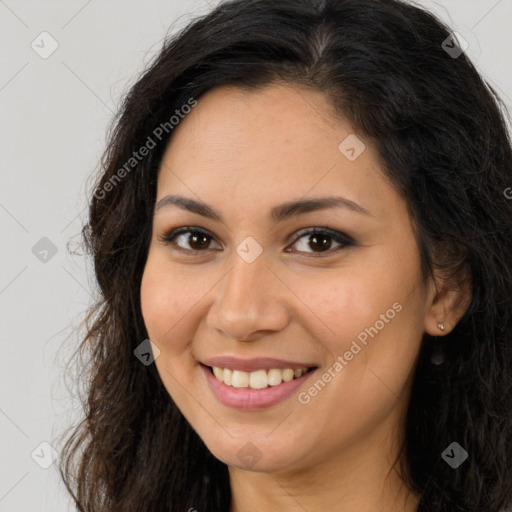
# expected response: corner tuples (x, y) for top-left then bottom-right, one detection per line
(154, 194), (371, 223)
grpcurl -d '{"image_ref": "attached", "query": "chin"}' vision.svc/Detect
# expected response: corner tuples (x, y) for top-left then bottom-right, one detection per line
(199, 429), (309, 473)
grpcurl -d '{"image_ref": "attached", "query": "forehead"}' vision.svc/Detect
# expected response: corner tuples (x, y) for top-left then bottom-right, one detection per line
(155, 83), (401, 223)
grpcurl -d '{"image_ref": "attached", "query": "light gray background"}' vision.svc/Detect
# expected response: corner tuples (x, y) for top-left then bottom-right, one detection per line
(1, 1), (511, 510)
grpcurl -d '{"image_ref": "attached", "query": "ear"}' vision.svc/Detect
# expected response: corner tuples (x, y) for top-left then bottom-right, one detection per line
(423, 268), (472, 336)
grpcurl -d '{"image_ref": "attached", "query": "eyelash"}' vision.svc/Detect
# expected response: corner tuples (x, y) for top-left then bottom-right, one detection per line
(158, 226), (354, 258)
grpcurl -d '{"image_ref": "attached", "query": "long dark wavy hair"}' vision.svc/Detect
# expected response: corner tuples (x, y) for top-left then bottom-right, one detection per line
(58, 0), (512, 510)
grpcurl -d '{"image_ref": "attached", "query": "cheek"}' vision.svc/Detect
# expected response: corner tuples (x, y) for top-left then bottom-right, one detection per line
(324, 258), (423, 405)
(290, 261), (403, 341)
(140, 255), (202, 406)
(140, 254), (195, 351)
(291, 248), (423, 377)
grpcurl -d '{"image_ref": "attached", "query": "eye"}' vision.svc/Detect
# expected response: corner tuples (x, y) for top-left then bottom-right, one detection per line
(285, 226), (353, 256)
(158, 225), (353, 257)
(158, 226), (221, 254)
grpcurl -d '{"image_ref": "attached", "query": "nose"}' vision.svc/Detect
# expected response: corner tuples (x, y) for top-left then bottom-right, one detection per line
(205, 251), (290, 342)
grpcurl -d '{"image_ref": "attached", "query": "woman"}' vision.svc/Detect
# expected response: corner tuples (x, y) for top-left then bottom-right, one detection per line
(59, 0), (512, 511)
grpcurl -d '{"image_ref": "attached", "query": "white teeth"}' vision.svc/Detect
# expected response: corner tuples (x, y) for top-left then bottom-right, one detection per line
(223, 368), (232, 386)
(231, 370), (249, 388)
(282, 369), (294, 382)
(268, 368), (283, 386)
(249, 369), (268, 389)
(210, 366), (310, 388)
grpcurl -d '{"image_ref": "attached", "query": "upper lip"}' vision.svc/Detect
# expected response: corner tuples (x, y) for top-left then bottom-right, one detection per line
(201, 356), (318, 372)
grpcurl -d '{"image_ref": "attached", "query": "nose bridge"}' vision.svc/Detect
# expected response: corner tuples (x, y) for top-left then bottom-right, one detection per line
(207, 247), (288, 340)
(225, 250), (268, 305)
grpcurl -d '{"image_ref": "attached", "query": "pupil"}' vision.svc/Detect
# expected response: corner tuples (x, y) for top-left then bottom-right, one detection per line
(191, 233), (210, 250)
(310, 234), (331, 252)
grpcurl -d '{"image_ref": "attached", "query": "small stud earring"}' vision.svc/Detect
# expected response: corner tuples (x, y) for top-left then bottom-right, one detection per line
(437, 322), (445, 332)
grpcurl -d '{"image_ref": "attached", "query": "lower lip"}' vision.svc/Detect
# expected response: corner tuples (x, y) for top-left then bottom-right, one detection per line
(201, 364), (317, 410)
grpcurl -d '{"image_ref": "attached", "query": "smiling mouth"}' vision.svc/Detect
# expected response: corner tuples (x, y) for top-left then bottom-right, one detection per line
(205, 364), (317, 389)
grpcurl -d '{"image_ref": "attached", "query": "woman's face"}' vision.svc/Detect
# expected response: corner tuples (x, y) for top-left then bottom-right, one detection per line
(141, 83), (436, 473)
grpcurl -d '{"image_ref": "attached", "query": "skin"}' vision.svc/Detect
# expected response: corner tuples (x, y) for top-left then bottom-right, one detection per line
(140, 83), (470, 512)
